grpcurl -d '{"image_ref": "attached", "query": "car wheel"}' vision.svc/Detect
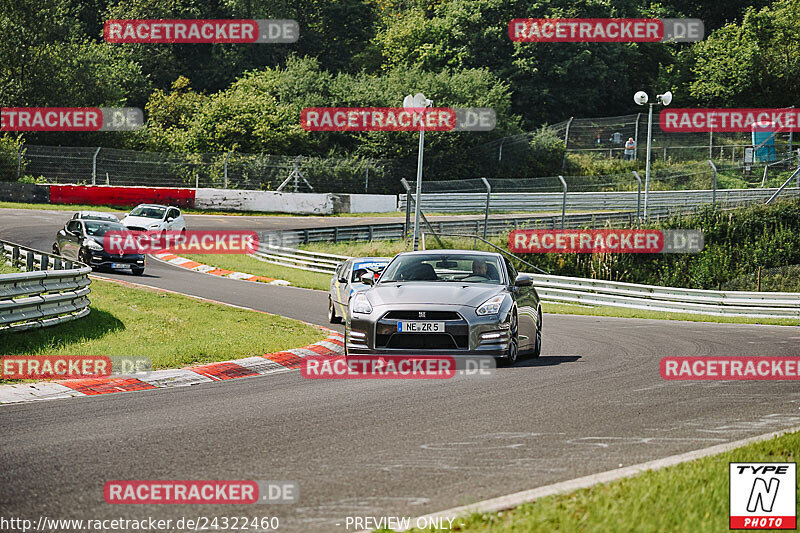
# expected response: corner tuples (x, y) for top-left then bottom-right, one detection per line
(78, 249), (93, 269)
(501, 312), (519, 366)
(132, 266), (145, 276)
(328, 298), (342, 324)
(530, 308), (542, 358)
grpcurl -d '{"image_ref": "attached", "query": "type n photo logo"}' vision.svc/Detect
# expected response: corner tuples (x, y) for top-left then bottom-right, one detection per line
(730, 462), (796, 529)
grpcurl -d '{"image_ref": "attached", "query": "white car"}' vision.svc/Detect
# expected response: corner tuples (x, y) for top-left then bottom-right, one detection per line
(120, 204), (187, 233)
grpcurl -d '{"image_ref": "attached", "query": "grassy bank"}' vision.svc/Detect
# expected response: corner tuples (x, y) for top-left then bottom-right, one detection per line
(1, 278), (326, 381)
(398, 430), (800, 533)
(178, 253), (332, 291)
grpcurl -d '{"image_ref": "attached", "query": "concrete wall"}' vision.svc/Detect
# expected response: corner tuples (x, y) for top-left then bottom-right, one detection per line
(348, 194), (398, 213)
(195, 188), (334, 214)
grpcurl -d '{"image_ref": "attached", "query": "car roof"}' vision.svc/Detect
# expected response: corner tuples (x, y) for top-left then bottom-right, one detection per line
(351, 257), (392, 262)
(76, 210), (113, 215)
(396, 249), (501, 258)
(135, 204), (171, 208)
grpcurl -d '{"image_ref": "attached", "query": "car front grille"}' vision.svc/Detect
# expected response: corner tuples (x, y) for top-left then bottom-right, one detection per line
(376, 333), (468, 350)
(125, 226), (147, 232)
(382, 311), (462, 320)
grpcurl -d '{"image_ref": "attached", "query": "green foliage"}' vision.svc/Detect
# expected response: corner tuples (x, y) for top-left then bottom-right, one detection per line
(0, 135), (24, 181)
(528, 199), (800, 290)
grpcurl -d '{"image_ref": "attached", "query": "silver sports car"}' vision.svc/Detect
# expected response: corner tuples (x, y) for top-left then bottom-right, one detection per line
(345, 250), (542, 365)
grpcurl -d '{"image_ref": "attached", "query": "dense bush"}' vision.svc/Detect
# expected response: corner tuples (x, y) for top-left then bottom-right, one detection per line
(520, 199), (800, 290)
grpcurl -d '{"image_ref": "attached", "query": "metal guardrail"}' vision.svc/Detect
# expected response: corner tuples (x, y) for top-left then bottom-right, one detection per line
(0, 240), (92, 332)
(264, 245), (800, 319)
(398, 186), (800, 213)
(529, 274), (800, 319)
(251, 244), (346, 274)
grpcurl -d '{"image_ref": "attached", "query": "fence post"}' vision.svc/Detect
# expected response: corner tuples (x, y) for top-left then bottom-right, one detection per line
(480, 177), (491, 239)
(634, 113), (641, 160)
(223, 150), (233, 188)
(632, 171), (642, 221)
(401, 178), (412, 240)
(195, 172), (199, 189)
(708, 130), (713, 160)
(561, 117), (574, 169)
(17, 144), (24, 179)
(364, 161), (369, 193)
(92, 147), (101, 185)
(557, 175), (567, 229)
(708, 160), (717, 207)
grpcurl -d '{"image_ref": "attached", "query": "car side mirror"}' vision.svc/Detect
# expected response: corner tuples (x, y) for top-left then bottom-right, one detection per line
(515, 274), (533, 287)
(166, 216), (174, 222)
(360, 272), (375, 285)
(338, 276), (348, 283)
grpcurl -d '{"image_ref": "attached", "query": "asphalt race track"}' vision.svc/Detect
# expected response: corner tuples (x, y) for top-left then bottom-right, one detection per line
(2, 207), (800, 532)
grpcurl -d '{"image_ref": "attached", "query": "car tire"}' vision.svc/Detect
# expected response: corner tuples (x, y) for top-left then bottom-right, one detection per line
(328, 298), (342, 324)
(530, 307), (542, 358)
(500, 312), (519, 366)
(132, 267), (145, 276)
(78, 249), (93, 270)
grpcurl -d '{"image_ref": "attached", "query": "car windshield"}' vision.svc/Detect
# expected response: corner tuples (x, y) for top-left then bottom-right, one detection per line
(351, 261), (389, 282)
(84, 221), (125, 237)
(379, 254), (503, 284)
(80, 213), (116, 221)
(129, 206), (166, 219)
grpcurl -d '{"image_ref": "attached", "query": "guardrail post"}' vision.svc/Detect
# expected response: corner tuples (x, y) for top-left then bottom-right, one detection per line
(333, 227), (339, 243)
(26, 251), (34, 271)
(92, 147), (101, 185)
(401, 178), (412, 240)
(12, 246), (19, 266)
(368, 225), (374, 242)
(557, 175), (567, 229)
(632, 171), (642, 222)
(303, 229), (309, 244)
(708, 160), (717, 208)
(41, 255), (49, 271)
(480, 177), (491, 239)
(53, 256), (62, 270)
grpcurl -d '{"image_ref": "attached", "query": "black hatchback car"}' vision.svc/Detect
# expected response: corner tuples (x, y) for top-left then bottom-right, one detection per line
(54, 219), (146, 275)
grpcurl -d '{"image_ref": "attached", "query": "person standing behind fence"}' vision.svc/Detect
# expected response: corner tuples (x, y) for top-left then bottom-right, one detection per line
(624, 138), (636, 160)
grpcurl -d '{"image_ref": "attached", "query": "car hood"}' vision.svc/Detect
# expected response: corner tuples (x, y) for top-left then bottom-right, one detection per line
(367, 283), (504, 308)
(120, 216), (163, 228)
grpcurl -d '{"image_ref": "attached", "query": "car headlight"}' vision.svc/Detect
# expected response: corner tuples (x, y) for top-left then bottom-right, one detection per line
(476, 295), (505, 316)
(85, 239), (103, 251)
(351, 293), (373, 314)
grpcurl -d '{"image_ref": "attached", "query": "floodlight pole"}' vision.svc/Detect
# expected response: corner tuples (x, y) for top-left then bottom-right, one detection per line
(644, 103), (654, 219)
(412, 126), (425, 251)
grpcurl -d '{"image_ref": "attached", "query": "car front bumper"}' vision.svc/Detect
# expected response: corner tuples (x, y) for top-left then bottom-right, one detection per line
(347, 303), (512, 356)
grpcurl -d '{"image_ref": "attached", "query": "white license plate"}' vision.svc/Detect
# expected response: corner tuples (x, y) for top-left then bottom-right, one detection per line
(111, 263), (130, 269)
(397, 321), (444, 333)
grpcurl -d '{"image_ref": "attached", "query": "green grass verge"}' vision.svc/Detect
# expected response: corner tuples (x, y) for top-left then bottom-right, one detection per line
(396, 430), (800, 533)
(543, 302), (800, 327)
(0, 278), (326, 381)
(179, 253), (332, 291)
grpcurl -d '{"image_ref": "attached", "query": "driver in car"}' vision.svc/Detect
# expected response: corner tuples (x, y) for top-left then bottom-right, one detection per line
(472, 259), (488, 277)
